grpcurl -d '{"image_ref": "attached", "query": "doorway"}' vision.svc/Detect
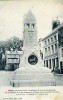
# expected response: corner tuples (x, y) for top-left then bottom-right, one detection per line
(10, 64), (14, 71)
(60, 62), (63, 74)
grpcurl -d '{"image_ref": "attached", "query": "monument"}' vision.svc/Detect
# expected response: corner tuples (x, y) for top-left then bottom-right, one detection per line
(19, 10), (43, 68)
(10, 10), (56, 87)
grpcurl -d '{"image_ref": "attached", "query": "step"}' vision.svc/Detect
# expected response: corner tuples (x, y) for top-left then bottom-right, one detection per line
(12, 73), (54, 80)
(10, 79), (56, 87)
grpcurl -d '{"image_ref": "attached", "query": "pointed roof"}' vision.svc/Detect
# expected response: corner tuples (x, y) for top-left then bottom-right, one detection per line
(24, 10), (36, 23)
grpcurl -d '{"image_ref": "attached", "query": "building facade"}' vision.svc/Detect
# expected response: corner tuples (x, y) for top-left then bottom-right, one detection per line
(5, 50), (23, 71)
(42, 19), (63, 73)
(38, 38), (44, 60)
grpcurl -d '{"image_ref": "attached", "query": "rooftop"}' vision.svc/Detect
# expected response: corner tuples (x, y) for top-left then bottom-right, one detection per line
(24, 10), (36, 23)
(6, 50), (23, 55)
(42, 23), (63, 41)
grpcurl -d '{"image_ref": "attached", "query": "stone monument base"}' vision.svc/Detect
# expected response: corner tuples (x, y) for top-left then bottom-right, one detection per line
(10, 66), (56, 87)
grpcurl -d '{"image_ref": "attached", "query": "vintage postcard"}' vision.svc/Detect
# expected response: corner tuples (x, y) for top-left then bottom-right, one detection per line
(0, 0), (63, 99)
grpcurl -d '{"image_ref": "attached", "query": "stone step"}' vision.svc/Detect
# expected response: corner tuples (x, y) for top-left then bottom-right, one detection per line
(10, 67), (56, 87)
(10, 79), (56, 87)
(12, 73), (54, 80)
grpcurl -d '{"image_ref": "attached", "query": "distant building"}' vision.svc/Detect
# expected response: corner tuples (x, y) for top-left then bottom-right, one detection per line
(42, 19), (63, 73)
(5, 49), (23, 71)
(0, 49), (6, 70)
(38, 38), (43, 60)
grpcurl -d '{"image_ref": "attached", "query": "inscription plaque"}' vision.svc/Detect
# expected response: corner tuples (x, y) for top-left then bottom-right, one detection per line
(28, 54), (38, 65)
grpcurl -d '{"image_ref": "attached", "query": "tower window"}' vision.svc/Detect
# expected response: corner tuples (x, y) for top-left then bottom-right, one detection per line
(27, 23), (30, 27)
(32, 24), (34, 28)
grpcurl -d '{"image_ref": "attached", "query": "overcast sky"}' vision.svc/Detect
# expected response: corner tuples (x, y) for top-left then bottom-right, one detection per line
(0, 0), (63, 41)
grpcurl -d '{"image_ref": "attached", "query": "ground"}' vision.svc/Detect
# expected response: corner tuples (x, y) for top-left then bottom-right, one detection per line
(0, 71), (13, 87)
(0, 71), (63, 87)
(53, 73), (63, 86)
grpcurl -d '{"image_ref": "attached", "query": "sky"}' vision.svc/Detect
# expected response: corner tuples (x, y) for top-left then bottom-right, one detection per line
(0, 0), (63, 41)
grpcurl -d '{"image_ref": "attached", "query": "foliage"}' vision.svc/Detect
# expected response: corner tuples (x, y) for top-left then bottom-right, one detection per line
(0, 36), (23, 53)
(0, 59), (6, 70)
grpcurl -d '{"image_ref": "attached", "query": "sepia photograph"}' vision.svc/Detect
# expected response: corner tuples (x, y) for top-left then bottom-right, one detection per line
(0, 0), (63, 87)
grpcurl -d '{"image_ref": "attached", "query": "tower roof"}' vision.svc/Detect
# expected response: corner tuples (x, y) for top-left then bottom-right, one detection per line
(24, 10), (36, 23)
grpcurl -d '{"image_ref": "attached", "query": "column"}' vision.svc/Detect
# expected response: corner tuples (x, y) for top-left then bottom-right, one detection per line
(46, 60), (48, 67)
(48, 60), (50, 68)
(50, 45), (52, 55)
(45, 60), (46, 67)
(51, 59), (54, 71)
(59, 60), (61, 73)
(53, 59), (55, 70)
(45, 60), (48, 67)
(55, 58), (57, 68)
(48, 59), (51, 69)
(44, 61), (45, 67)
(49, 59), (51, 69)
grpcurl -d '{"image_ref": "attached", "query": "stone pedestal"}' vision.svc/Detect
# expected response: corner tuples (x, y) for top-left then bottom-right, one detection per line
(10, 66), (56, 87)
(10, 10), (56, 87)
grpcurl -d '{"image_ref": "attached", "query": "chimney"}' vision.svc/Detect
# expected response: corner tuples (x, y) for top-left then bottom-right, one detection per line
(52, 17), (60, 30)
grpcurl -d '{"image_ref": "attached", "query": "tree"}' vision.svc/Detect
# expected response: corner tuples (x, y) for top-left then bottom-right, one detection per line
(0, 36), (23, 52)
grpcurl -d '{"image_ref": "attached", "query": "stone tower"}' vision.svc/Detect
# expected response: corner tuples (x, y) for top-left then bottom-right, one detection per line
(19, 10), (43, 67)
(23, 10), (38, 47)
